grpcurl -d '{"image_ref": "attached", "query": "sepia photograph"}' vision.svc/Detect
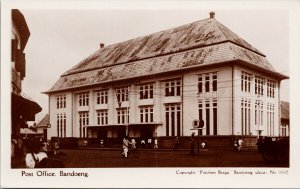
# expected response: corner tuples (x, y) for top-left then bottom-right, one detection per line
(1, 0), (300, 188)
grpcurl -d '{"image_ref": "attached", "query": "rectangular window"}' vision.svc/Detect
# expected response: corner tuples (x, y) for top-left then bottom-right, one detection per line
(96, 90), (108, 104)
(241, 72), (252, 93)
(205, 102), (210, 135)
(165, 104), (181, 136)
(57, 113), (66, 138)
(63, 114), (66, 138)
(281, 124), (287, 137)
(57, 114), (60, 137)
(241, 101), (244, 135)
(139, 106), (154, 123)
(245, 107), (247, 135)
(199, 72), (218, 93)
(60, 114), (63, 138)
(213, 100), (217, 135)
(267, 104), (270, 135)
(166, 107), (169, 136)
(198, 102), (203, 135)
(242, 99), (251, 135)
(116, 87), (129, 102)
(248, 102), (251, 134)
(171, 108), (175, 136)
(270, 104), (274, 136)
(241, 75), (244, 91)
(205, 74), (210, 92)
(57, 94), (66, 109)
(212, 73), (217, 91)
(78, 92), (89, 106)
(267, 80), (276, 98)
(255, 76), (265, 96)
(97, 110), (108, 125)
(165, 79), (181, 97)
(117, 108), (129, 124)
(255, 100), (263, 134)
(176, 106), (181, 136)
(198, 76), (203, 94)
(139, 83), (154, 99)
(79, 112), (89, 138)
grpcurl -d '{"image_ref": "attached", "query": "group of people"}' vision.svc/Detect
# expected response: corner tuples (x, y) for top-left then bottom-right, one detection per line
(121, 134), (210, 156)
(12, 137), (64, 168)
(140, 138), (158, 149)
(25, 138), (64, 168)
(122, 136), (137, 158)
(122, 136), (159, 158)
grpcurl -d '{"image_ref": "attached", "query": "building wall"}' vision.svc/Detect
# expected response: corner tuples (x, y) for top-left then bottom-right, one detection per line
(47, 63), (281, 140)
(48, 92), (72, 139)
(234, 65), (280, 137)
(11, 22), (22, 94)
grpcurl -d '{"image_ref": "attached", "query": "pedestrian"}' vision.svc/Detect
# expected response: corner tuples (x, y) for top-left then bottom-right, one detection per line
(25, 138), (64, 168)
(122, 136), (131, 158)
(41, 139), (49, 152)
(190, 132), (195, 155)
(23, 137), (29, 155)
(25, 139), (47, 168)
(147, 138), (152, 149)
(153, 138), (158, 150)
(17, 137), (23, 156)
(11, 138), (17, 158)
(201, 140), (208, 150)
(173, 137), (180, 151)
(53, 139), (60, 155)
(83, 139), (88, 147)
(237, 138), (243, 151)
(141, 139), (145, 148)
(131, 138), (136, 149)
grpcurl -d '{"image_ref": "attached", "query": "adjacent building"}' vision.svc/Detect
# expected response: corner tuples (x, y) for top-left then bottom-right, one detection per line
(280, 101), (289, 137)
(45, 12), (288, 145)
(11, 9), (42, 139)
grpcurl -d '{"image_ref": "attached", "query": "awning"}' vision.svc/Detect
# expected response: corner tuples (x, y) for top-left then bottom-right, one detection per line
(20, 128), (41, 135)
(11, 93), (42, 121)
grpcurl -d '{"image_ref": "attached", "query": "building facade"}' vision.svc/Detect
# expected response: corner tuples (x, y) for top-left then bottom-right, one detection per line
(11, 9), (42, 140)
(280, 101), (289, 137)
(45, 12), (288, 144)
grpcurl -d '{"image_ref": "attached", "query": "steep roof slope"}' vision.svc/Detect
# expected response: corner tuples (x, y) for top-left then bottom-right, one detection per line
(281, 101), (289, 120)
(36, 114), (49, 127)
(45, 15), (286, 93)
(63, 18), (265, 76)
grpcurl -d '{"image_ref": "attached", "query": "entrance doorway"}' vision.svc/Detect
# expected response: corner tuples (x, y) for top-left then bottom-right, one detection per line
(140, 126), (154, 140)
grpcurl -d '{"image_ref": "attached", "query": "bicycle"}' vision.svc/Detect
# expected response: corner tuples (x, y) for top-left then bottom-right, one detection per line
(121, 147), (140, 158)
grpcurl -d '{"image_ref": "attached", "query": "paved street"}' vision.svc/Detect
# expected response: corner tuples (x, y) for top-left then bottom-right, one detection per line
(57, 148), (288, 168)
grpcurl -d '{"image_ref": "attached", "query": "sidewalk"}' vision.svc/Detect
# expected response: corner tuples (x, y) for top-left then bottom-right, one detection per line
(78, 146), (258, 151)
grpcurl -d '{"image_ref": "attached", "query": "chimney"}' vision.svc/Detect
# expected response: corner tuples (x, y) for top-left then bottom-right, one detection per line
(209, 11), (215, 19)
(100, 43), (105, 48)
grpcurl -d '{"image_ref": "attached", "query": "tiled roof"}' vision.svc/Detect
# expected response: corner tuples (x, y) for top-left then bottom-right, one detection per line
(281, 101), (289, 120)
(63, 18), (265, 76)
(46, 16), (284, 93)
(36, 114), (49, 127)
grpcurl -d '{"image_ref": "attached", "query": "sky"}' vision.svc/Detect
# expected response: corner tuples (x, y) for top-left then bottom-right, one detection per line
(19, 9), (289, 122)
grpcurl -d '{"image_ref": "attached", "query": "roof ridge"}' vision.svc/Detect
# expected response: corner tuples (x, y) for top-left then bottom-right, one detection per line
(213, 19), (265, 57)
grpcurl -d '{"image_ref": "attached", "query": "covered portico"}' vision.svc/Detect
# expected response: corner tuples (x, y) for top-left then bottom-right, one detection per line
(84, 123), (162, 140)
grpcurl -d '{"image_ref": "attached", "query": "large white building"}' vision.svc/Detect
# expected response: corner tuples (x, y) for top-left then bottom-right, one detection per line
(45, 12), (288, 147)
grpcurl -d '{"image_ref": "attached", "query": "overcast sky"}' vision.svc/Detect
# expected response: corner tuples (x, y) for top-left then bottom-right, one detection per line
(20, 9), (289, 122)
